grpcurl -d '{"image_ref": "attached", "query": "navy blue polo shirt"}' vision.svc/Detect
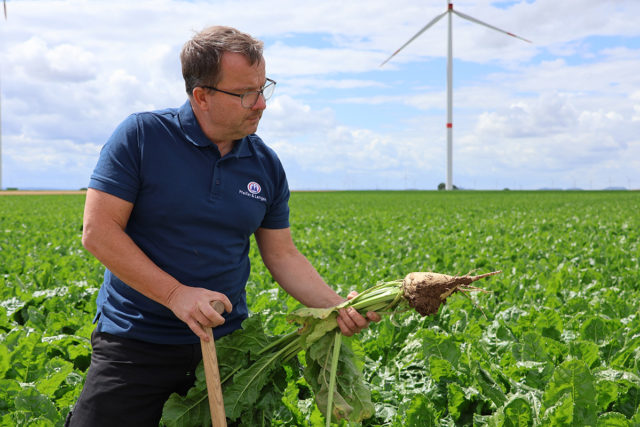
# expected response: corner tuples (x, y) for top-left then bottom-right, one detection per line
(88, 100), (290, 344)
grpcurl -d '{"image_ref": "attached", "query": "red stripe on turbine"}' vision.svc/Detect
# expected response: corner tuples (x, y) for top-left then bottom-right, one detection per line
(447, 123), (453, 128)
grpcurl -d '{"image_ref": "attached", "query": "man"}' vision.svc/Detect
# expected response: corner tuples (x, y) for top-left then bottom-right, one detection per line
(66, 26), (379, 426)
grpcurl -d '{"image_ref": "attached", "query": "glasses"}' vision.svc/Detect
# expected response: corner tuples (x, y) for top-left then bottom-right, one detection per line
(201, 78), (276, 108)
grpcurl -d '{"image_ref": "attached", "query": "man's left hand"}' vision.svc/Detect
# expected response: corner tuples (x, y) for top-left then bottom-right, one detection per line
(336, 291), (381, 336)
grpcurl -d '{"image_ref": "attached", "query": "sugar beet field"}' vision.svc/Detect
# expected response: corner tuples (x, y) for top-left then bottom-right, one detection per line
(1, 191), (639, 426)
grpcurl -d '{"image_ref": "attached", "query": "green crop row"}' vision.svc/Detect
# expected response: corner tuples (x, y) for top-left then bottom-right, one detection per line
(1, 191), (639, 426)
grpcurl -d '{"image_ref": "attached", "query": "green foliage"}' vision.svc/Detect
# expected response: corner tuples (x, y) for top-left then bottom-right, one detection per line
(542, 360), (598, 425)
(162, 315), (295, 426)
(2, 191), (640, 425)
(304, 333), (374, 423)
(0, 195), (98, 425)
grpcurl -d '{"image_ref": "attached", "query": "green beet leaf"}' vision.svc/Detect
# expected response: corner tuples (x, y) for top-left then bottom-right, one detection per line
(542, 360), (597, 426)
(611, 336), (640, 370)
(596, 412), (631, 426)
(0, 379), (21, 413)
(13, 386), (60, 425)
(161, 375), (210, 427)
(447, 382), (480, 423)
(224, 348), (288, 420)
(632, 405), (640, 425)
(569, 340), (601, 369)
(503, 397), (534, 427)
(404, 394), (439, 426)
(596, 379), (619, 412)
(594, 368), (640, 418)
(35, 357), (74, 398)
(429, 356), (457, 383)
(472, 362), (507, 407)
(580, 316), (619, 346)
(0, 344), (10, 378)
(304, 333), (374, 423)
(421, 329), (460, 367)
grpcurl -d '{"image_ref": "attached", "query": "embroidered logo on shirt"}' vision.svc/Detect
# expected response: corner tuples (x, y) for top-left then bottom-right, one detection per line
(247, 181), (262, 194)
(239, 181), (267, 202)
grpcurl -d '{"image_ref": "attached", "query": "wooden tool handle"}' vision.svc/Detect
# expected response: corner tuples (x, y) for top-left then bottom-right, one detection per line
(201, 300), (227, 427)
(210, 300), (225, 315)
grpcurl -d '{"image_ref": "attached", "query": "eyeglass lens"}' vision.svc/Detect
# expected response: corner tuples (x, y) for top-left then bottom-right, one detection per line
(241, 81), (275, 108)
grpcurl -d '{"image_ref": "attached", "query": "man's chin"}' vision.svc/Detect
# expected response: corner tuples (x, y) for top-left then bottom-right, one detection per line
(246, 121), (260, 135)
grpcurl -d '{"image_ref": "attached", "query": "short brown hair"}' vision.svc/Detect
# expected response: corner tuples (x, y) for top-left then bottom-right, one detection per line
(180, 26), (264, 97)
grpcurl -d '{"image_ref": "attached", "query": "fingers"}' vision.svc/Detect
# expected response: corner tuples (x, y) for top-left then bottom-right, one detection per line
(337, 306), (369, 337)
(336, 315), (355, 337)
(337, 291), (382, 336)
(166, 285), (233, 341)
(190, 297), (232, 342)
(218, 296), (233, 314)
(198, 294), (232, 328)
(366, 311), (382, 323)
(182, 306), (217, 342)
(186, 318), (209, 341)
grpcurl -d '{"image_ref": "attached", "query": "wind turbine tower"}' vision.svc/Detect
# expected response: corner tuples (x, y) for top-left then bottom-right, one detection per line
(381, 0), (530, 190)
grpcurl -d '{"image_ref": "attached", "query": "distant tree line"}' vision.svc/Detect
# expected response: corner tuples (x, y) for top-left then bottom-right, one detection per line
(437, 183), (459, 190)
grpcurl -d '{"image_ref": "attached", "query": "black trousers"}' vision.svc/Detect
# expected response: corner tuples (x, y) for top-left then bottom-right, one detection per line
(65, 328), (202, 427)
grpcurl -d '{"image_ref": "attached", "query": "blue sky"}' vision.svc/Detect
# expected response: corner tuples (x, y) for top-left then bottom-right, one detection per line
(1, 0), (639, 190)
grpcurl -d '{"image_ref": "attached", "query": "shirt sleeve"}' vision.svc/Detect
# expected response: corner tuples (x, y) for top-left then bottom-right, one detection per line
(260, 157), (290, 229)
(88, 114), (141, 203)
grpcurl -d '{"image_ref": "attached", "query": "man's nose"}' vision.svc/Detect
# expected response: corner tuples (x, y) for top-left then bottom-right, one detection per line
(252, 93), (267, 110)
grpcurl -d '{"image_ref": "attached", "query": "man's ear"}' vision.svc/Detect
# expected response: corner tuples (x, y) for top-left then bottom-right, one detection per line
(191, 87), (210, 111)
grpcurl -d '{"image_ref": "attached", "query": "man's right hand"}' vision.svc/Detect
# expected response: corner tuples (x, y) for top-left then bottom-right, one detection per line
(165, 285), (233, 341)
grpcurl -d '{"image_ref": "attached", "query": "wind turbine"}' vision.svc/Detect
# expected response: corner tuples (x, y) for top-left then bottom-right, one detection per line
(381, 0), (530, 190)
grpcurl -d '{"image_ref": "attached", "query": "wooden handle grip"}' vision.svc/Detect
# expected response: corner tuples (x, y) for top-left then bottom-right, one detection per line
(211, 300), (225, 315)
(201, 300), (227, 427)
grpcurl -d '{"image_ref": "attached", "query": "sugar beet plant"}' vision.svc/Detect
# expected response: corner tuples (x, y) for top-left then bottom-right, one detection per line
(162, 271), (500, 425)
(2, 191), (640, 426)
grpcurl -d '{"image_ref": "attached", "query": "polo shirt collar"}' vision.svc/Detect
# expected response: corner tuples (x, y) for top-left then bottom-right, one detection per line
(178, 100), (252, 158)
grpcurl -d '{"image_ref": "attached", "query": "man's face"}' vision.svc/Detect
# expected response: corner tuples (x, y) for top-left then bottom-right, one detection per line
(205, 52), (267, 143)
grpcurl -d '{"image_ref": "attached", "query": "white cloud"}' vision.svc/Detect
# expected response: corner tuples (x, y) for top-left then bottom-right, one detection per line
(266, 43), (384, 77)
(2, 132), (101, 189)
(262, 94), (441, 185)
(475, 93), (579, 138)
(7, 37), (98, 82)
(261, 95), (335, 137)
(464, 90), (640, 189)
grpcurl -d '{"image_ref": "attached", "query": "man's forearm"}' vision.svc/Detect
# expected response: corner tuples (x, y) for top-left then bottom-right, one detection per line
(82, 188), (183, 307)
(263, 249), (345, 308)
(255, 227), (377, 336)
(82, 221), (182, 307)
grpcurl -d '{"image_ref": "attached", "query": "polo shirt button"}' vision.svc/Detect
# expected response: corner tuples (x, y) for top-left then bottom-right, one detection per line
(215, 180), (220, 185)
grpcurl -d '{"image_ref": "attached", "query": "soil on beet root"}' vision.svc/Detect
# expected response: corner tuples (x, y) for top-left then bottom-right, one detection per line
(402, 274), (475, 316)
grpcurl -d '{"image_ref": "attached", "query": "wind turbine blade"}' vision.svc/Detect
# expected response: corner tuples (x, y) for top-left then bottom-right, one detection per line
(452, 9), (531, 43)
(380, 10), (448, 66)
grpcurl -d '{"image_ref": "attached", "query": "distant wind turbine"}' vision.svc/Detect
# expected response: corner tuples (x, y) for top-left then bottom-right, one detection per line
(381, 0), (530, 190)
